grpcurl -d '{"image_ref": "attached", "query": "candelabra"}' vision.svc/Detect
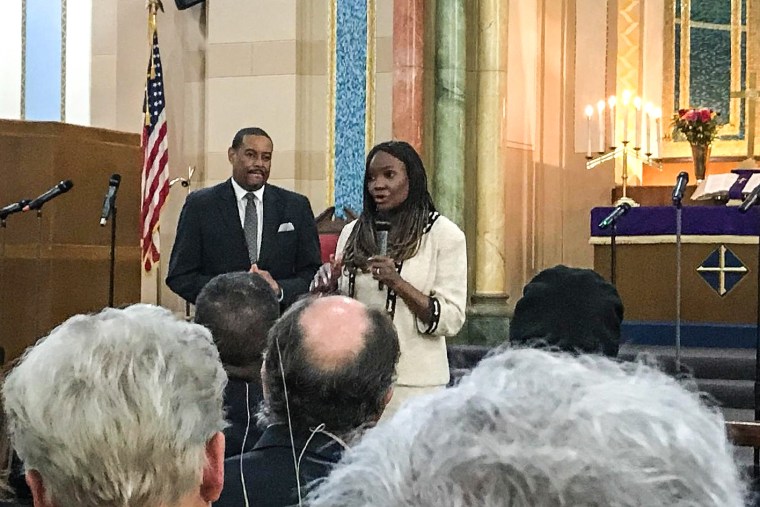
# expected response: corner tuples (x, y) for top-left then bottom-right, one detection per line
(586, 141), (662, 206)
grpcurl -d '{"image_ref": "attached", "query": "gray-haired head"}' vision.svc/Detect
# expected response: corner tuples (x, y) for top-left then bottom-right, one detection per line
(306, 348), (746, 507)
(2, 304), (228, 507)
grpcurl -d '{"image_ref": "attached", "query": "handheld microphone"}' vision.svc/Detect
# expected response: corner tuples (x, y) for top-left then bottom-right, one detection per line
(23, 180), (73, 211)
(598, 202), (632, 230)
(375, 220), (391, 256)
(99, 174), (122, 226)
(672, 171), (689, 206)
(375, 219), (391, 290)
(0, 199), (31, 220)
(739, 183), (760, 213)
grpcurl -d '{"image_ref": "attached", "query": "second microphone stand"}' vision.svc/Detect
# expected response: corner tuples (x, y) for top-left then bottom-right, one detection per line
(674, 198), (684, 373)
(739, 198), (760, 477)
(107, 205), (117, 307)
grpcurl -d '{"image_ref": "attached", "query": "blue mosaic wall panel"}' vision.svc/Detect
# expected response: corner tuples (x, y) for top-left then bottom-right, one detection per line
(333, 0), (368, 218)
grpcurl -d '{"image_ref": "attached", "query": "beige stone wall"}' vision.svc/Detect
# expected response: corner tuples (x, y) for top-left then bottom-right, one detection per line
(90, 0), (206, 311)
(499, 0), (616, 306)
(91, 1), (393, 310)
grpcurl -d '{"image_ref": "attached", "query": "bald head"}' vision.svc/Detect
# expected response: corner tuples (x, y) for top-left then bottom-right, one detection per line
(262, 296), (400, 435)
(300, 296), (368, 370)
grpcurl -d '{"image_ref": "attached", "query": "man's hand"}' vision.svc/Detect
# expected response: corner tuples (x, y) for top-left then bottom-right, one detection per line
(250, 264), (281, 297)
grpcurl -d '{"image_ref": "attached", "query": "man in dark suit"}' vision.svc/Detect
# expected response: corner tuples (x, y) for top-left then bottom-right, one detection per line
(167, 127), (321, 306)
(194, 272), (280, 459)
(214, 295), (400, 507)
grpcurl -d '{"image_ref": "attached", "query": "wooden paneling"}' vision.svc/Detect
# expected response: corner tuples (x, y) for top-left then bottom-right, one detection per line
(0, 120), (141, 363)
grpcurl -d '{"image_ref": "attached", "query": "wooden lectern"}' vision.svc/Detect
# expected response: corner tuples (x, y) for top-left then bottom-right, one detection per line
(0, 120), (141, 363)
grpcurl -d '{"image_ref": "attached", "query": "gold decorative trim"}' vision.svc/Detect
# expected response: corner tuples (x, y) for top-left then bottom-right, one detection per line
(20, 0), (26, 119)
(663, 0), (675, 122)
(61, 0), (67, 122)
(365, 0), (376, 155)
(616, 0), (642, 182)
(326, 0), (337, 208)
(590, 234), (760, 245)
(726, 0), (742, 136)
(679, 0), (690, 108)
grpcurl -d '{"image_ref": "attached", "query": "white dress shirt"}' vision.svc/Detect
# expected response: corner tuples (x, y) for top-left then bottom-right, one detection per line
(231, 178), (264, 261)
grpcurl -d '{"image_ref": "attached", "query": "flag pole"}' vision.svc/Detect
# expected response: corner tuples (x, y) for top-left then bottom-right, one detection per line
(142, 0), (166, 306)
(148, 0), (160, 306)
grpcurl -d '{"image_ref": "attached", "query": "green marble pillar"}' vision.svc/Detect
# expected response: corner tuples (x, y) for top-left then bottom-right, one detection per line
(432, 0), (466, 227)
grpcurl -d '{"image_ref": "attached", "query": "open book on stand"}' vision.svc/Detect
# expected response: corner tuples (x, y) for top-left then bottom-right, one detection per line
(691, 170), (760, 204)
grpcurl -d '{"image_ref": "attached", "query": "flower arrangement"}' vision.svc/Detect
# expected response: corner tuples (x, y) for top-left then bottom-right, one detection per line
(671, 107), (721, 145)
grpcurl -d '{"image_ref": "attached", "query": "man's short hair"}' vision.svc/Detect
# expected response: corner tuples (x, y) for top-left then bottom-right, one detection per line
(2, 304), (227, 507)
(509, 265), (623, 356)
(195, 272), (279, 370)
(306, 348), (746, 506)
(231, 127), (272, 150)
(261, 297), (399, 436)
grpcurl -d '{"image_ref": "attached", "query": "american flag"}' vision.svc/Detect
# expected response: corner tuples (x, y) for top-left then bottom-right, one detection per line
(140, 29), (169, 272)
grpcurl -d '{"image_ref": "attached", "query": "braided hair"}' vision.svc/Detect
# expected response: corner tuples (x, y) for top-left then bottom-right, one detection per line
(342, 141), (436, 272)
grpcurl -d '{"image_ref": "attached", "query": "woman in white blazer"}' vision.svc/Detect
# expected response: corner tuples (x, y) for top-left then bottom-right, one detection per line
(312, 140), (468, 416)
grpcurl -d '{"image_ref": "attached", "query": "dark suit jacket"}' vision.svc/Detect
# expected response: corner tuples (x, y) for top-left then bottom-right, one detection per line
(214, 424), (343, 507)
(223, 377), (264, 459)
(166, 180), (321, 306)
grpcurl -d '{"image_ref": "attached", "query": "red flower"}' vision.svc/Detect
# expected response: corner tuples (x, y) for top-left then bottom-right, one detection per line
(699, 109), (712, 122)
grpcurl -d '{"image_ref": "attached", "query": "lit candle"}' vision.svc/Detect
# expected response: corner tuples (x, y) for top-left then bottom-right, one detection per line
(644, 103), (653, 155)
(653, 107), (663, 157)
(633, 97), (642, 149)
(622, 90), (631, 142)
(597, 100), (605, 153)
(608, 95), (617, 148)
(585, 105), (594, 158)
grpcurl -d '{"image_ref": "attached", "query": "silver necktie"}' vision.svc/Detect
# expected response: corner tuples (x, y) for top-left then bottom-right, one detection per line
(243, 192), (258, 264)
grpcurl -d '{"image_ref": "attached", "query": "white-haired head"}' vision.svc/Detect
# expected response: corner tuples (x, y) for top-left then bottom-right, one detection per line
(2, 304), (228, 507)
(306, 348), (746, 507)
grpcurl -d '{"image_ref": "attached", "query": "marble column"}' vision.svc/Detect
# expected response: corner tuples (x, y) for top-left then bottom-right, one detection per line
(433, 0), (466, 228)
(474, 0), (508, 298)
(392, 0), (424, 152)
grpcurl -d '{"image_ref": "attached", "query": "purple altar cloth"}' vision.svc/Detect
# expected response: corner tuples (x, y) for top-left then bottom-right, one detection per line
(590, 206), (760, 237)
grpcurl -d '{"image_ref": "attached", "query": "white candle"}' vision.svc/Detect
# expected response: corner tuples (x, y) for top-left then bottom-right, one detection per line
(608, 96), (617, 147)
(633, 97), (642, 148)
(654, 108), (662, 157)
(644, 103), (652, 155)
(597, 100), (605, 153)
(585, 105), (594, 157)
(622, 90), (631, 142)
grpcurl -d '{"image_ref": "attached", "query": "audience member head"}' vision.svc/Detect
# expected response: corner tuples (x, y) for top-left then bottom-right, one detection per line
(307, 348), (746, 507)
(2, 304), (227, 507)
(261, 295), (399, 437)
(509, 265), (623, 356)
(195, 271), (279, 381)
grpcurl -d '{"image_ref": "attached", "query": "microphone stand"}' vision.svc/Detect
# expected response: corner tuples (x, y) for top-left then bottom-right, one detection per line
(610, 221), (618, 286)
(755, 206), (760, 478)
(739, 200), (760, 477)
(674, 200), (684, 374)
(34, 209), (44, 338)
(108, 204), (117, 307)
(0, 218), (6, 339)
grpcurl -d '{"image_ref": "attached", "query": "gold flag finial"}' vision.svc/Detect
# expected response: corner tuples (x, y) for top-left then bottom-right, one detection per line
(145, 0), (164, 79)
(146, 0), (164, 37)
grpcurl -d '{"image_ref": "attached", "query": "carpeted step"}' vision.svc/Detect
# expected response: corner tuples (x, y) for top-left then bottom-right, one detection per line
(619, 344), (756, 380)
